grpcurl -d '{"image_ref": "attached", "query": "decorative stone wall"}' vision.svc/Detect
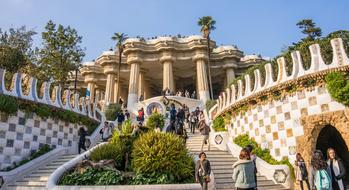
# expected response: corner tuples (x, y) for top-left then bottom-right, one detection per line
(227, 85), (345, 161)
(0, 110), (81, 170)
(209, 37), (349, 163)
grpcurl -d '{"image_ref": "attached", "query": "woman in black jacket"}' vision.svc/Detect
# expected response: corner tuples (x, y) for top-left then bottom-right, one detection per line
(195, 152), (211, 190)
(327, 148), (346, 190)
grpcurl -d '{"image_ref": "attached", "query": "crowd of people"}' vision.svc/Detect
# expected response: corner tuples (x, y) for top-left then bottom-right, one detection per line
(161, 88), (196, 99)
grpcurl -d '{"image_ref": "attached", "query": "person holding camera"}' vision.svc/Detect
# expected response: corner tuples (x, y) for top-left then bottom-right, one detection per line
(196, 152), (211, 190)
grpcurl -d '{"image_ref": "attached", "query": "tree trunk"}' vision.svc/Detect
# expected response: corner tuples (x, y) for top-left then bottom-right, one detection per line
(207, 35), (213, 100)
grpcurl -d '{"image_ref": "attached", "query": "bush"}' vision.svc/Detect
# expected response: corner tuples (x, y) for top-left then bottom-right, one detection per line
(325, 72), (349, 106)
(234, 134), (295, 180)
(212, 116), (226, 132)
(59, 167), (123, 185)
(146, 113), (165, 130)
(131, 132), (194, 182)
(90, 143), (123, 168)
(105, 103), (121, 121)
(0, 95), (18, 115)
(205, 99), (216, 111)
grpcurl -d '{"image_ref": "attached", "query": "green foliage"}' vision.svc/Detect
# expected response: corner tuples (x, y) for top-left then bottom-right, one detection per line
(325, 72), (349, 106)
(296, 19), (322, 40)
(90, 143), (123, 168)
(0, 94), (99, 134)
(198, 16), (216, 37)
(0, 95), (18, 115)
(1, 144), (52, 171)
(130, 172), (176, 185)
(36, 20), (85, 86)
(205, 99), (217, 111)
(105, 103), (121, 121)
(132, 132), (194, 182)
(0, 26), (37, 73)
(234, 134), (295, 180)
(121, 119), (133, 135)
(59, 167), (123, 185)
(146, 113), (165, 130)
(212, 116), (226, 132)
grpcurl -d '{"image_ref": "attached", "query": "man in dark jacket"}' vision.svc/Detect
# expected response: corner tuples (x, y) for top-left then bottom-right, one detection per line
(195, 152), (211, 190)
(199, 120), (210, 152)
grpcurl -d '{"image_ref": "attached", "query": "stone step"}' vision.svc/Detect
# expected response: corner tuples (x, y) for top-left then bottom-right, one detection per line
(215, 178), (275, 185)
(22, 176), (49, 182)
(10, 181), (46, 186)
(210, 161), (236, 166)
(214, 173), (267, 180)
(216, 182), (287, 190)
(7, 186), (47, 190)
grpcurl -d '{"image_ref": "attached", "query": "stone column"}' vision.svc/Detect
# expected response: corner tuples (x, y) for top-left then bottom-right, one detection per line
(105, 74), (116, 104)
(127, 62), (140, 109)
(193, 52), (210, 102)
(114, 80), (119, 103)
(87, 82), (96, 103)
(144, 82), (151, 99)
(160, 51), (175, 93)
(95, 89), (101, 102)
(138, 71), (145, 101)
(226, 67), (235, 85)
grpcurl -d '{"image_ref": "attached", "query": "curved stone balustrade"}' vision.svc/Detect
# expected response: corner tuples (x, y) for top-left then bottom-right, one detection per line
(0, 69), (102, 121)
(214, 38), (349, 118)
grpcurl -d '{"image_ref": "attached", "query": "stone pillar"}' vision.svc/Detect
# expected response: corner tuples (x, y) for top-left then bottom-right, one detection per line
(113, 80), (119, 103)
(87, 82), (96, 103)
(127, 62), (140, 109)
(193, 53), (210, 102)
(226, 67), (235, 85)
(105, 74), (116, 104)
(95, 89), (101, 102)
(160, 51), (175, 92)
(144, 82), (151, 99)
(138, 72), (145, 101)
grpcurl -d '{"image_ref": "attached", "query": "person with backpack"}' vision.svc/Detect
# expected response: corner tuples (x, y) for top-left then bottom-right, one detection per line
(195, 152), (211, 190)
(246, 145), (258, 190)
(327, 148), (346, 190)
(295, 153), (311, 190)
(232, 148), (257, 190)
(198, 120), (210, 152)
(310, 150), (332, 190)
(78, 127), (87, 154)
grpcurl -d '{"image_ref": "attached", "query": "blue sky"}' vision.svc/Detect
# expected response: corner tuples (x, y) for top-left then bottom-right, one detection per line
(0, 0), (348, 62)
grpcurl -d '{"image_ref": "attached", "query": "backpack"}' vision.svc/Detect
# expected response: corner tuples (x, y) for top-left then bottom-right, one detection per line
(315, 169), (331, 190)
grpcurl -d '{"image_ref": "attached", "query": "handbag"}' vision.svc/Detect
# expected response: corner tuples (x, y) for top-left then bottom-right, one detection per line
(200, 160), (211, 183)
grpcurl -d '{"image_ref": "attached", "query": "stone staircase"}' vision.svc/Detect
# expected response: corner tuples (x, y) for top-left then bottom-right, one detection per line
(186, 133), (288, 190)
(7, 154), (77, 190)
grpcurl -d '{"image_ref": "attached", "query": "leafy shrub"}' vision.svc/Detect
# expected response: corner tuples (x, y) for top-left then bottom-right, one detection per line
(234, 134), (295, 180)
(130, 172), (176, 185)
(121, 119), (133, 134)
(35, 104), (52, 118)
(105, 103), (121, 121)
(146, 113), (165, 130)
(325, 72), (349, 106)
(59, 167), (123, 185)
(205, 99), (216, 111)
(90, 143), (123, 168)
(0, 94), (18, 115)
(131, 132), (194, 182)
(212, 116), (226, 132)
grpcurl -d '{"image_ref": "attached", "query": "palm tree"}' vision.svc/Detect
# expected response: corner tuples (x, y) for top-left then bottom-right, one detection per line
(111, 32), (128, 103)
(198, 16), (216, 100)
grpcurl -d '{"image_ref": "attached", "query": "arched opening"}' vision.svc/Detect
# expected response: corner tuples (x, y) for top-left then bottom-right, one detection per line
(316, 124), (349, 182)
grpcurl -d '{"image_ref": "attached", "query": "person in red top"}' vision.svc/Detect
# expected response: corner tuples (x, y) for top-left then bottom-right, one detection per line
(137, 108), (145, 125)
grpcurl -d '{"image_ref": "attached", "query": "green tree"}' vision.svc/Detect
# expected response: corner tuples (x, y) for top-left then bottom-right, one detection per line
(296, 19), (322, 41)
(37, 20), (85, 87)
(198, 16), (216, 99)
(111, 32), (128, 100)
(0, 26), (37, 73)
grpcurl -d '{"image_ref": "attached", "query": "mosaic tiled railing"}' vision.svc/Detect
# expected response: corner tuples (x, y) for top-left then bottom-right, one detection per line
(0, 69), (102, 121)
(212, 38), (349, 118)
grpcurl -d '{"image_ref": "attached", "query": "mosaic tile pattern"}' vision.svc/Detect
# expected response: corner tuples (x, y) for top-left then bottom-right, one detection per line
(0, 110), (80, 170)
(228, 86), (345, 161)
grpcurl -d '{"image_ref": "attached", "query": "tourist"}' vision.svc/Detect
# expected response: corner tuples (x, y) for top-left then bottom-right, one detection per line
(199, 110), (205, 122)
(101, 121), (110, 141)
(124, 110), (130, 120)
(191, 91), (196, 99)
(118, 97), (123, 105)
(131, 124), (140, 136)
(78, 127), (87, 154)
(170, 103), (177, 122)
(139, 94), (144, 101)
(183, 104), (190, 122)
(246, 145), (258, 189)
(327, 148), (346, 190)
(185, 90), (190, 98)
(117, 111), (125, 126)
(232, 148), (256, 190)
(195, 152), (211, 190)
(295, 153), (311, 190)
(198, 119), (210, 151)
(189, 112), (196, 134)
(137, 108), (145, 125)
(310, 150), (332, 190)
(177, 107), (185, 123)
